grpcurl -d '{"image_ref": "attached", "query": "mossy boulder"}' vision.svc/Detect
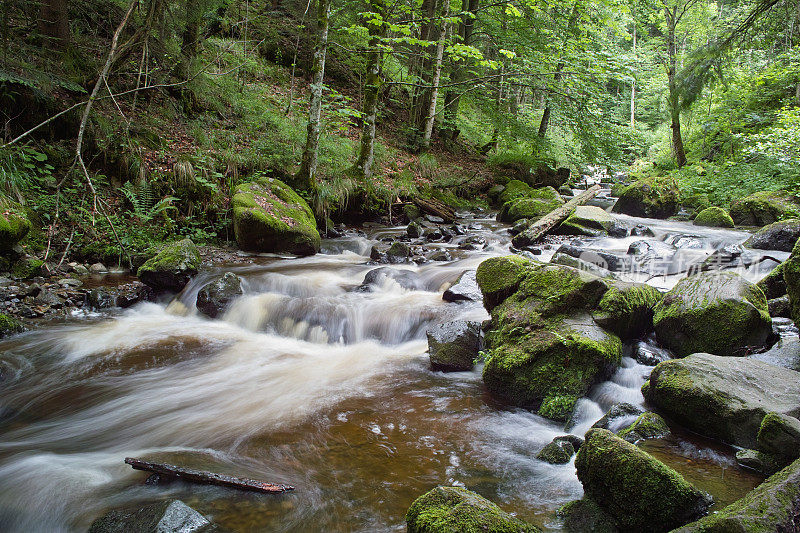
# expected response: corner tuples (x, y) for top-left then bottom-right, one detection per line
(232, 177), (320, 256)
(536, 439), (575, 464)
(745, 218), (800, 252)
(643, 353), (800, 449)
(497, 180), (534, 205)
(693, 207), (734, 228)
(611, 176), (681, 219)
(427, 320), (481, 372)
(616, 412), (670, 443)
(757, 262), (787, 299)
(475, 255), (538, 311)
(757, 412), (800, 465)
(406, 486), (539, 533)
(575, 428), (711, 532)
(498, 186), (563, 223)
(480, 263), (622, 420)
(558, 499), (619, 533)
(673, 457), (800, 533)
(0, 313), (25, 338)
(137, 238), (201, 293)
(557, 206), (616, 237)
(729, 190), (800, 227)
(0, 197), (31, 252)
(10, 257), (44, 279)
(782, 238), (800, 327)
(593, 282), (663, 340)
(196, 272), (243, 318)
(653, 271), (772, 357)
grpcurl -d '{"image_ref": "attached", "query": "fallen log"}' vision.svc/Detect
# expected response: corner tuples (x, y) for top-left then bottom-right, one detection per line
(511, 185), (603, 248)
(125, 457), (294, 494)
(413, 197), (457, 223)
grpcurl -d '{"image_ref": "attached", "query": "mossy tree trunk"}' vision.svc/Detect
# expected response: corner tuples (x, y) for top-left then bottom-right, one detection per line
(177, 0), (203, 79)
(354, 0), (388, 181)
(297, 0), (331, 191)
(38, 0), (71, 52)
(663, 0), (691, 168)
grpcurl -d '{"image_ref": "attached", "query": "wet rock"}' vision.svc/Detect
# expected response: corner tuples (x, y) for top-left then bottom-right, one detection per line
(730, 190), (800, 227)
(115, 281), (153, 308)
(630, 224), (654, 237)
(407, 221), (423, 238)
(592, 402), (644, 433)
(616, 412), (670, 443)
(443, 271), (481, 303)
(428, 250), (451, 262)
(653, 271), (772, 357)
(664, 233), (704, 250)
(232, 177), (320, 255)
(556, 206), (617, 237)
(611, 176), (681, 219)
(630, 341), (672, 366)
(406, 486), (539, 533)
(88, 499), (213, 533)
(360, 267), (421, 291)
(425, 215), (445, 224)
(475, 255), (537, 311)
(72, 264), (90, 275)
(768, 295), (791, 318)
(736, 449), (781, 476)
(744, 218), (800, 251)
(427, 320), (481, 372)
(137, 239), (201, 293)
(89, 263), (108, 274)
(88, 288), (116, 309)
(536, 438), (575, 464)
(369, 246), (383, 262)
(550, 252), (617, 279)
(643, 353), (800, 449)
(558, 498), (619, 533)
(386, 242), (411, 263)
(592, 281), (662, 340)
(758, 262), (787, 299)
(675, 457), (800, 533)
(757, 412), (800, 465)
(693, 206), (734, 228)
(196, 272), (244, 318)
(34, 289), (63, 308)
(575, 428), (712, 532)
(510, 219), (530, 236)
(555, 244), (626, 272)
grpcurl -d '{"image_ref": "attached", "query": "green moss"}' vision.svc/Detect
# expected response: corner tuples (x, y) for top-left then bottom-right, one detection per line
(0, 196), (32, 251)
(557, 499), (619, 533)
(10, 257), (43, 279)
(785, 239), (800, 327)
(497, 180), (533, 205)
(617, 412), (670, 443)
(693, 207), (735, 228)
(757, 413), (800, 464)
(557, 206), (615, 237)
(475, 255), (537, 311)
(575, 429), (710, 532)
(730, 190), (800, 227)
(611, 176), (681, 219)
(758, 262), (787, 300)
(406, 486), (540, 533)
(538, 394), (580, 421)
(593, 282), (663, 340)
(0, 313), (25, 338)
(497, 186), (563, 223)
(137, 238), (201, 292)
(536, 438), (575, 464)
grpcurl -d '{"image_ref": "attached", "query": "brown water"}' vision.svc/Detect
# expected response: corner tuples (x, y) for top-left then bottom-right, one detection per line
(0, 213), (770, 532)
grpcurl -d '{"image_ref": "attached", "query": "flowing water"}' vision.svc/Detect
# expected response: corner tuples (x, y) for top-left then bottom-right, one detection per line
(0, 204), (780, 532)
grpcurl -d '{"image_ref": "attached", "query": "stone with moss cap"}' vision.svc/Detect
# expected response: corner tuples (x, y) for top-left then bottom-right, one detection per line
(643, 353), (800, 449)
(673, 457), (800, 533)
(406, 486), (540, 533)
(593, 281), (662, 340)
(611, 176), (681, 219)
(475, 255), (538, 311)
(745, 218), (800, 251)
(758, 262), (786, 299)
(616, 412), (670, 443)
(497, 186), (564, 223)
(575, 428), (711, 532)
(233, 177), (320, 256)
(653, 271), (772, 357)
(729, 190), (800, 227)
(0, 313), (25, 338)
(0, 197), (31, 252)
(137, 238), (201, 293)
(693, 207), (734, 228)
(757, 412), (800, 465)
(497, 180), (534, 205)
(556, 206), (617, 237)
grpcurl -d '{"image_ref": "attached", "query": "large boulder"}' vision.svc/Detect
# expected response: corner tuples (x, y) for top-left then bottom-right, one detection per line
(556, 206), (617, 237)
(406, 486), (539, 533)
(643, 353), (800, 449)
(427, 320), (481, 372)
(0, 197), (31, 252)
(693, 207), (734, 228)
(575, 428), (711, 532)
(232, 177), (320, 256)
(592, 281), (662, 340)
(479, 261), (622, 421)
(475, 255), (538, 311)
(498, 187), (563, 223)
(497, 180), (533, 205)
(88, 499), (213, 533)
(745, 218), (800, 251)
(674, 457), (800, 533)
(730, 190), (800, 227)
(653, 272), (772, 357)
(196, 272), (243, 318)
(611, 176), (680, 219)
(757, 412), (800, 465)
(137, 239), (201, 293)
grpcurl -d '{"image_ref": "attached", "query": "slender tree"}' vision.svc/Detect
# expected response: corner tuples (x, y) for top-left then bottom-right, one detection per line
(38, 0), (70, 52)
(422, 2), (450, 149)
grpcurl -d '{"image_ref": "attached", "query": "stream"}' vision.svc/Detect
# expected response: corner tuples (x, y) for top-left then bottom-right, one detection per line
(0, 195), (790, 532)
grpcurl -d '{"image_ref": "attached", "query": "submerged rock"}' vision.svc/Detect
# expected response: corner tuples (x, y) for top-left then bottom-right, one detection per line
(730, 190), (800, 227)
(137, 239), (201, 293)
(443, 270), (481, 303)
(745, 218), (800, 251)
(591, 402), (643, 433)
(88, 499), (213, 533)
(692, 207), (734, 228)
(674, 457), (800, 533)
(611, 176), (680, 219)
(653, 271), (772, 357)
(196, 272), (244, 318)
(427, 320), (481, 372)
(406, 486), (539, 533)
(643, 353), (800, 449)
(575, 428), (711, 532)
(232, 177), (320, 256)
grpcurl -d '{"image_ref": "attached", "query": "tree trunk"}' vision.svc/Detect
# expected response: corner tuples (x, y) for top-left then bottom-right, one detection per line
(354, 0), (387, 180)
(538, 2), (579, 138)
(630, 22), (636, 131)
(422, 4), (449, 149)
(442, 0), (479, 140)
(296, 0), (331, 191)
(665, 7), (687, 168)
(411, 0), (441, 131)
(38, 0), (70, 52)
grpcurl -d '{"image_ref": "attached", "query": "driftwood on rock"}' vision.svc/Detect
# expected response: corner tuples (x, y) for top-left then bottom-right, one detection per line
(413, 197), (457, 223)
(511, 185), (602, 248)
(125, 457), (294, 494)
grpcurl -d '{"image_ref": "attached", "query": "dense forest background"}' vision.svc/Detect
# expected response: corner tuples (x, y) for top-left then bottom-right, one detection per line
(1, 0), (799, 265)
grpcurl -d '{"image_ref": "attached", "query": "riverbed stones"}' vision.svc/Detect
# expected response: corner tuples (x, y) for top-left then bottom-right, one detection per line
(643, 353), (800, 449)
(0, 197), (31, 252)
(745, 218), (800, 251)
(232, 177), (320, 256)
(674, 457), (800, 533)
(611, 176), (681, 219)
(88, 499), (212, 533)
(693, 206), (734, 228)
(653, 271), (772, 357)
(137, 238), (201, 293)
(575, 428), (711, 532)
(557, 206), (616, 237)
(406, 486), (540, 533)
(196, 272), (244, 318)
(427, 320), (481, 372)
(592, 282), (662, 340)
(730, 190), (800, 227)
(386, 241), (411, 263)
